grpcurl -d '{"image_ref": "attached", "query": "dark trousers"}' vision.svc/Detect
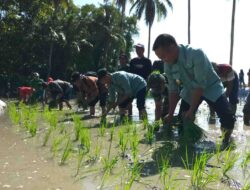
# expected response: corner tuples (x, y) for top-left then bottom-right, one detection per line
(179, 94), (235, 130)
(119, 87), (146, 111)
(228, 72), (239, 105)
(88, 92), (107, 107)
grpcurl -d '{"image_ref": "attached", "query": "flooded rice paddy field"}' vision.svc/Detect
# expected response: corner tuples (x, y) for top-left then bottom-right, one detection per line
(0, 94), (250, 190)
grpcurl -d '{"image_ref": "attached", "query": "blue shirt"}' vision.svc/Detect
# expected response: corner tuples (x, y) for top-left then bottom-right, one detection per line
(164, 44), (224, 103)
(108, 71), (146, 103)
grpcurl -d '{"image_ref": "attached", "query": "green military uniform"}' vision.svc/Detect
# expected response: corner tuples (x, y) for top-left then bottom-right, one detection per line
(29, 77), (44, 103)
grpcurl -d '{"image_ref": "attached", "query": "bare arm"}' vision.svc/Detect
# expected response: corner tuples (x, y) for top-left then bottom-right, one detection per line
(184, 87), (203, 121)
(168, 92), (180, 116)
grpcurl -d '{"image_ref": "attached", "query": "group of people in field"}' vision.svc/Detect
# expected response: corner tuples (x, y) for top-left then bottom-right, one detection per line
(18, 33), (250, 145)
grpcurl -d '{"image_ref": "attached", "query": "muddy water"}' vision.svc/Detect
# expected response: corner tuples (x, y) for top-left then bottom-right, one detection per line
(0, 113), (83, 190)
(1, 94), (250, 190)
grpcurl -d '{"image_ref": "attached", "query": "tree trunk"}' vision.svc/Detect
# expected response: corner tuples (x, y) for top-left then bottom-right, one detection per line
(229, 0), (236, 66)
(48, 42), (53, 79)
(147, 24), (152, 58)
(188, 0), (191, 44)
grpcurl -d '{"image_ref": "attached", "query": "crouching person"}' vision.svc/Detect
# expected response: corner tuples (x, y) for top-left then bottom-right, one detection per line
(147, 72), (169, 123)
(18, 86), (35, 104)
(71, 72), (107, 116)
(42, 80), (72, 110)
(97, 69), (147, 120)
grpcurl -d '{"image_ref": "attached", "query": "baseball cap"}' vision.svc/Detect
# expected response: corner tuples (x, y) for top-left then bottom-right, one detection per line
(134, 43), (144, 49)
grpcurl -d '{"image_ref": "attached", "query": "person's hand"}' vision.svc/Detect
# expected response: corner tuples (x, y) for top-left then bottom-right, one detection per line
(163, 114), (174, 124)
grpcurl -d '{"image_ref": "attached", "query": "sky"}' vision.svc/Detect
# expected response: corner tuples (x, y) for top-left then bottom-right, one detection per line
(75, 0), (250, 81)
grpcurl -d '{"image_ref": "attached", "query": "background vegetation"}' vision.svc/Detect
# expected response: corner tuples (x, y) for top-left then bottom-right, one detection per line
(0, 0), (138, 96)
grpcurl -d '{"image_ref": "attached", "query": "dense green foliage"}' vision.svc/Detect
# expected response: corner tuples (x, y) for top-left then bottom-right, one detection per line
(0, 0), (138, 96)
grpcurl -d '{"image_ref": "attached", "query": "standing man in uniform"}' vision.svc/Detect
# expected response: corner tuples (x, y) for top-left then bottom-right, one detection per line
(130, 43), (152, 80)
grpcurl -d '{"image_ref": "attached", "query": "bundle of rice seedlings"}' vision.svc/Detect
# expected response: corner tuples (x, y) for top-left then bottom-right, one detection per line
(179, 120), (204, 144)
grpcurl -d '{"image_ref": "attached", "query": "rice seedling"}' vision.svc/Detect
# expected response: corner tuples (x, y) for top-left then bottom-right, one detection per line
(25, 109), (38, 137)
(222, 146), (239, 178)
(142, 117), (149, 130)
(59, 122), (66, 134)
(101, 124), (118, 179)
(72, 114), (82, 141)
(180, 120), (203, 144)
(43, 105), (51, 122)
(118, 128), (128, 157)
(102, 156), (119, 176)
(130, 127), (139, 161)
(48, 111), (59, 129)
(8, 102), (20, 125)
(99, 119), (106, 137)
(108, 125), (115, 158)
(241, 151), (250, 171)
(146, 123), (156, 145)
(243, 180), (250, 190)
(215, 138), (223, 163)
(28, 116), (38, 137)
(79, 128), (91, 153)
(159, 156), (177, 190)
(43, 124), (55, 146)
(60, 136), (72, 165)
(181, 147), (191, 170)
(100, 155), (119, 189)
(125, 160), (143, 190)
(76, 148), (85, 176)
(91, 143), (101, 162)
(51, 135), (65, 158)
(124, 122), (132, 134)
(182, 147), (218, 189)
(20, 104), (30, 129)
(191, 152), (218, 189)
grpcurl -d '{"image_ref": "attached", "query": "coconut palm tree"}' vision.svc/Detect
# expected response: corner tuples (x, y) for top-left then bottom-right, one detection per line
(130, 0), (173, 58)
(229, 0), (236, 66)
(47, 0), (69, 78)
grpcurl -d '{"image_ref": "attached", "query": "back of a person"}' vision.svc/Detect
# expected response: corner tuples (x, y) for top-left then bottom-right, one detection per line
(112, 71), (146, 96)
(164, 45), (224, 103)
(54, 79), (71, 91)
(82, 76), (98, 90)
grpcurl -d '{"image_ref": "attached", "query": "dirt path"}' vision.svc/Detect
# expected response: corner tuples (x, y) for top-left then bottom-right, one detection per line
(0, 113), (83, 190)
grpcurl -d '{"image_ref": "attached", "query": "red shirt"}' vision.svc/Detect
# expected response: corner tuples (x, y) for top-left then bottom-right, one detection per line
(18, 87), (34, 98)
